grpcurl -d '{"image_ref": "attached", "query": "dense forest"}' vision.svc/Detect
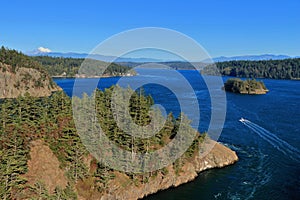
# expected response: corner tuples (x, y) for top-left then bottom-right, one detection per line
(0, 86), (206, 199)
(215, 58), (300, 79)
(32, 56), (135, 77)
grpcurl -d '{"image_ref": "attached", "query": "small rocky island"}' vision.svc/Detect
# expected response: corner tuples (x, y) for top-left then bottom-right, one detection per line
(223, 78), (269, 94)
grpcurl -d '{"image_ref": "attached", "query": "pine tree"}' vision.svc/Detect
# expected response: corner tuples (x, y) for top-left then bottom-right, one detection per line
(59, 125), (88, 183)
(0, 127), (29, 199)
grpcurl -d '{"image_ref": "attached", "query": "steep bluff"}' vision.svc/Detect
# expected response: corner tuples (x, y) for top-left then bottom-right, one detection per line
(24, 139), (238, 200)
(0, 62), (61, 98)
(99, 140), (238, 200)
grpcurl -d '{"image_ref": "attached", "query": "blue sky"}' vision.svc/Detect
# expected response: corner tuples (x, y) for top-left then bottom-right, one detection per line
(1, 0), (299, 58)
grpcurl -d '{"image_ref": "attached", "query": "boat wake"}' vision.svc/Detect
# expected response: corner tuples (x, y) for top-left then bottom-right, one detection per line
(240, 118), (300, 162)
(224, 145), (271, 200)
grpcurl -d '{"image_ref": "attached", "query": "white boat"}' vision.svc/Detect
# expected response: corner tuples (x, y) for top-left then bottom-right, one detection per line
(239, 117), (246, 122)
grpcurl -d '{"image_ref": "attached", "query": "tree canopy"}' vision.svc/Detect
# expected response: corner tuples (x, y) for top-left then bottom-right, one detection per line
(0, 87), (206, 199)
(32, 56), (134, 77)
(0, 46), (46, 74)
(215, 58), (300, 79)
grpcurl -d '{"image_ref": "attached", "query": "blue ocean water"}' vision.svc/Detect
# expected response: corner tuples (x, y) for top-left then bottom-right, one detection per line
(54, 69), (300, 200)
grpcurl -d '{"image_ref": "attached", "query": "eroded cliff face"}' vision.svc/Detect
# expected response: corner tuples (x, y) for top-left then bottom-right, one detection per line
(23, 140), (68, 194)
(24, 139), (237, 200)
(0, 63), (61, 99)
(90, 141), (238, 200)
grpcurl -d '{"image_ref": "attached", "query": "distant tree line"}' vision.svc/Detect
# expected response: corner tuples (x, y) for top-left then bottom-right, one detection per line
(215, 58), (300, 79)
(116, 61), (205, 70)
(121, 58), (300, 80)
(0, 47), (46, 74)
(32, 56), (134, 77)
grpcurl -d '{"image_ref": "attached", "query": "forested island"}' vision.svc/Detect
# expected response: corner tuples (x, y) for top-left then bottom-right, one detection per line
(0, 47), (238, 199)
(223, 78), (269, 94)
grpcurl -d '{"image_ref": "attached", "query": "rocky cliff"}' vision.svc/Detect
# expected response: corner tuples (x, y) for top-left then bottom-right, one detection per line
(0, 62), (61, 98)
(99, 140), (238, 200)
(24, 139), (238, 200)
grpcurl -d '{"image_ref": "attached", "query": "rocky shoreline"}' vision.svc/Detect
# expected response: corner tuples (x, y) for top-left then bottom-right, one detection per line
(98, 141), (238, 200)
(24, 139), (238, 200)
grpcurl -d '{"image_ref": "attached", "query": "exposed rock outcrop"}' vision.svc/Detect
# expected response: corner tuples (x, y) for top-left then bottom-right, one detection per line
(24, 139), (237, 200)
(0, 63), (61, 99)
(99, 140), (238, 200)
(23, 140), (68, 193)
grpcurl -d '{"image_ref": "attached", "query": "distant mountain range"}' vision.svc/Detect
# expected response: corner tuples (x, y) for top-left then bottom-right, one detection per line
(26, 48), (299, 63)
(212, 54), (298, 62)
